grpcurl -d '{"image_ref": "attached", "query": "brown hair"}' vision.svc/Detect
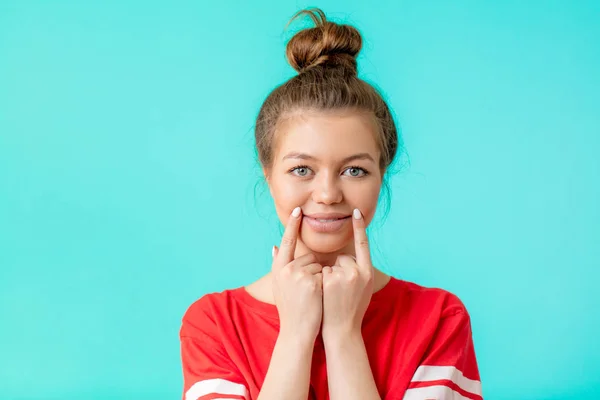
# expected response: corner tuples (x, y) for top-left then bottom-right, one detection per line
(255, 8), (400, 174)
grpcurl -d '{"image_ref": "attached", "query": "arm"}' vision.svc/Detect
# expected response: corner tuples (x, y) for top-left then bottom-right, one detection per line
(183, 207), (322, 400)
(324, 331), (381, 400)
(257, 332), (315, 400)
(321, 209), (381, 400)
(259, 206), (323, 399)
(181, 321), (317, 400)
(400, 310), (482, 400)
(181, 334), (250, 400)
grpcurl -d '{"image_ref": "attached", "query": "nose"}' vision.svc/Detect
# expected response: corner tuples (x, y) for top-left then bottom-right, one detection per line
(311, 171), (343, 205)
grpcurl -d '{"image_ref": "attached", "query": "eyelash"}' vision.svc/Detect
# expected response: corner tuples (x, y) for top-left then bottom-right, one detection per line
(288, 165), (370, 177)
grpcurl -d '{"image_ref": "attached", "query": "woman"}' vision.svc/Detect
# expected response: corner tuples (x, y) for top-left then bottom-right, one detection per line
(180, 8), (482, 400)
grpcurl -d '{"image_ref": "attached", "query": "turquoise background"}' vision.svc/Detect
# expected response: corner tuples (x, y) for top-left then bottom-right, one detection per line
(1, 1), (599, 399)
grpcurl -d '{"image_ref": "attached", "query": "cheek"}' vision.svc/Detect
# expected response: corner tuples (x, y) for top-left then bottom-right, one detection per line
(348, 180), (382, 223)
(270, 178), (310, 216)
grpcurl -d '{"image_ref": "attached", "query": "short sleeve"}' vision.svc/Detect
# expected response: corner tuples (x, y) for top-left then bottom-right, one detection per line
(180, 299), (249, 400)
(403, 310), (483, 400)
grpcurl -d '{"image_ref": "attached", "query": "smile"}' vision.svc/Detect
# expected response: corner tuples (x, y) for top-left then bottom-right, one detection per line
(302, 215), (351, 233)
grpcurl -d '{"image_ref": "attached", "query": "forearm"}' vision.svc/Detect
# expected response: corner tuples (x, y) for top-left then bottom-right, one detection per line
(324, 331), (381, 400)
(257, 332), (314, 400)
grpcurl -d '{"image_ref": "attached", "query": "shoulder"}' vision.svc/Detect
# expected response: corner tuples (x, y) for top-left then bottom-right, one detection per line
(182, 290), (228, 320)
(395, 278), (471, 319)
(180, 288), (239, 339)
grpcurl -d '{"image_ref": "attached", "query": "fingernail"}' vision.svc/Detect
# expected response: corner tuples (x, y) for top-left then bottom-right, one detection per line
(292, 207), (301, 217)
(272, 246), (275, 258)
(353, 208), (362, 219)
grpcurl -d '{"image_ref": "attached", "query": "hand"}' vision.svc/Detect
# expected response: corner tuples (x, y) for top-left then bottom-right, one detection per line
(271, 207), (323, 342)
(321, 208), (374, 340)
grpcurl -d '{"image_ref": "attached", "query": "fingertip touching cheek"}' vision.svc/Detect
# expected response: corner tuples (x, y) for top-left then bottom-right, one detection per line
(265, 110), (384, 255)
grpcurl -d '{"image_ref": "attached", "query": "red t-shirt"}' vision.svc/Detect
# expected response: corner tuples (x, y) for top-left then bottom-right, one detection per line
(180, 277), (482, 400)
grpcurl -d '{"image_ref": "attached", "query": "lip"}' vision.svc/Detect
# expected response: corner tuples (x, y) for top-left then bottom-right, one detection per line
(303, 213), (351, 233)
(304, 213), (351, 219)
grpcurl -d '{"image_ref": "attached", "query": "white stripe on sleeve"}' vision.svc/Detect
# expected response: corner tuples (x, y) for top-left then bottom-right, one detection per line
(403, 384), (472, 400)
(411, 365), (482, 396)
(185, 378), (249, 400)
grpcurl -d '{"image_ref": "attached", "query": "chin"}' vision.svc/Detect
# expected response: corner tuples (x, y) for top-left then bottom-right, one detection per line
(300, 227), (351, 254)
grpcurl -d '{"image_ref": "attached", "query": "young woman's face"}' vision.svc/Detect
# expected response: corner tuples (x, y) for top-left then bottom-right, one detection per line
(266, 110), (383, 256)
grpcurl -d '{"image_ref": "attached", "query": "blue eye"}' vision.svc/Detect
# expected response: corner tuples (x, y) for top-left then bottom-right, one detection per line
(291, 166), (312, 177)
(344, 166), (368, 177)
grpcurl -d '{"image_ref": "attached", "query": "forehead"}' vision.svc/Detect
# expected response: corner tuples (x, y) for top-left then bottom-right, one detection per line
(274, 110), (380, 161)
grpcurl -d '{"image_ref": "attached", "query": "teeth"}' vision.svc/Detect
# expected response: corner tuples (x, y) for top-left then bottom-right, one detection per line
(317, 219), (338, 222)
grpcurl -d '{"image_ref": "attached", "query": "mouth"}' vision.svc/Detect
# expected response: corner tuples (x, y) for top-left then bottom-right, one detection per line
(302, 213), (351, 233)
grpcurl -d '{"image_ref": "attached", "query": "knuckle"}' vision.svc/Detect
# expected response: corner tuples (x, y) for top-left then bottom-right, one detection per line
(307, 263), (322, 274)
(300, 276), (318, 290)
(280, 236), (295, 247)
(347, 268), (359, 281)
(336, 255), (349, 265)
(306, 279), (318, 291)
(305, 253), (317, 263)
(280, 264), (294, 276)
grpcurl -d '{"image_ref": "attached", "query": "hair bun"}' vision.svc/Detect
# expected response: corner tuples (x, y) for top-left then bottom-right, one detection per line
(285, 9), (362, 75)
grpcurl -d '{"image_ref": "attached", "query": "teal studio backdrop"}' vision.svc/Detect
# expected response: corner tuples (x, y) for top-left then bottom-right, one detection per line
(1, 1), (599, 399)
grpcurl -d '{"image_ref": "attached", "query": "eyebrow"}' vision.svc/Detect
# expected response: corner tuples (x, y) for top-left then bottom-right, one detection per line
(282, 152), (375, 164)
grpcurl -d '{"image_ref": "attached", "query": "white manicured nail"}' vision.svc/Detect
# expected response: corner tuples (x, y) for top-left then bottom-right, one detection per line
(292, 207), (301, 217)
(353, 209), (362, 219)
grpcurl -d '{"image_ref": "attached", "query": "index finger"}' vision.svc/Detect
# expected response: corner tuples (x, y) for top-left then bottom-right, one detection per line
(352, 208), (372, 269)
(273, 206), (302, 270)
